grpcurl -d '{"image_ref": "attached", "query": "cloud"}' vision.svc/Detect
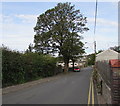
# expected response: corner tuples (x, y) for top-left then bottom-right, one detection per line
(2, 14), (36, 51)
(2, 0), (119, 2)
(2, 14), (38, 24)
(82, 33), (118, 53)
(88, 17), (118, 27)
(15, 14), (38, 23)
(2, 14), (118, 53)
(2, 35), (34, 51)
(2, 15), (14, 24)
(82, 18), (118, 54)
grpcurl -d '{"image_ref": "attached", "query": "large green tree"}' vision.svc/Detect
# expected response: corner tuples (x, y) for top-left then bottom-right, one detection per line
(34, 2), (89, 72)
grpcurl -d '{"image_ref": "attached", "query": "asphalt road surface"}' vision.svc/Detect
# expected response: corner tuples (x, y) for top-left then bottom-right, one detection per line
(3, 67), (97, 104)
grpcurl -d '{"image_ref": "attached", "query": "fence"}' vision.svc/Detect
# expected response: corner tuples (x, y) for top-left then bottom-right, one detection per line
(95, 59), (120, 104)
(96, 60), (112, 88)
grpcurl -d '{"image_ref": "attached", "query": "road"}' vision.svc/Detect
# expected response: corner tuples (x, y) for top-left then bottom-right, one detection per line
(3, 67), (97, 104)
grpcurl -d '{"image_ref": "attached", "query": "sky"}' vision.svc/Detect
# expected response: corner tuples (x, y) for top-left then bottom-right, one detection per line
(1, 1), (118, 54)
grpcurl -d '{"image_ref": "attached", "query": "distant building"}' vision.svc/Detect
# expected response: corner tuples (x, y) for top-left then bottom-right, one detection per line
(56, 60), (79, 68)
(68, 60), (79, 68)
(77, 55), (87, 67)
(96, 49), (119, 61)
(56, 55), (87, 68)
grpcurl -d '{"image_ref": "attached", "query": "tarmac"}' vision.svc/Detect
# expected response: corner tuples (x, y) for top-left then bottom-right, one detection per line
(2, 73), (66, 95)
(2, 70), (107, 105)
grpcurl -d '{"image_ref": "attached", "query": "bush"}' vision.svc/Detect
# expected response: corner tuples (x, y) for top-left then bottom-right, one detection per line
(2, 47), (25, 87)
(2, 47), (58, 87)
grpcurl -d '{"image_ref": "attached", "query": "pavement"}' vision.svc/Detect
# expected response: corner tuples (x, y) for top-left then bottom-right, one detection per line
(2, 67), (98, 104)
(97, 95), (106, 105)
(93, 80), (107, 105)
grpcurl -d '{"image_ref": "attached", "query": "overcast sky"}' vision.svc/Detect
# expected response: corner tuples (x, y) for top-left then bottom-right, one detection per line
(1, 1), (118, 54)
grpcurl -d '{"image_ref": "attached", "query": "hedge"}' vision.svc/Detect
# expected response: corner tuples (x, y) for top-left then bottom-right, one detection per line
(2, 47), (58, 87)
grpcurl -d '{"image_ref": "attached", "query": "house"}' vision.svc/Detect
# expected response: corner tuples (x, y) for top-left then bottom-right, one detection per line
(56, 55), (87, 68)
(56, 60), (79, 68)
(96, 49), (119, 61)
(95, 49), (120, 104)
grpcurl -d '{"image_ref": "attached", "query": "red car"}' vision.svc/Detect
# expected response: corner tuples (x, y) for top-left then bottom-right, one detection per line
(74, 67), (80, 72)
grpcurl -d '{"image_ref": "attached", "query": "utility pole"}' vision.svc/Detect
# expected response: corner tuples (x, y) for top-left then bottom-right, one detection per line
(94, 41), (96, 56)
(94, 41), (96, 68)
(93, 0), (98, 84)
(94, 0), (98, 61)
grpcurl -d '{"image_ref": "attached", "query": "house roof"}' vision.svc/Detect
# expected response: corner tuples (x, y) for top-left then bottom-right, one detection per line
(109, 59), (120, 67)
(96, 49), (120, 61)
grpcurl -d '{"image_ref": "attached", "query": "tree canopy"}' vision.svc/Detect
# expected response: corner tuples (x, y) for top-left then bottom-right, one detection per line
(34, 2), (89, 72)
(110, 46), (120, 53)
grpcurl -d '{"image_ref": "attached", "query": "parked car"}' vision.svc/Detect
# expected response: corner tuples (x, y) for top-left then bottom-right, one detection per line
(73, 67), (80, 72)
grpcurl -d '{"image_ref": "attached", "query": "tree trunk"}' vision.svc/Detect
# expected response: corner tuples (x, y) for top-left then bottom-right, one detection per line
(64, 61), (69, 73)
(72, 60), (75, 71)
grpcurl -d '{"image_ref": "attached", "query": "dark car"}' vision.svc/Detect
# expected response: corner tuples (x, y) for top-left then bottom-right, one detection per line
(73, 67), (80, 72)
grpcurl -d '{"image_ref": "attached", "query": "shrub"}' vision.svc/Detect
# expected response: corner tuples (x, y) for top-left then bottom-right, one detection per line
(2, 47), (58, 87)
